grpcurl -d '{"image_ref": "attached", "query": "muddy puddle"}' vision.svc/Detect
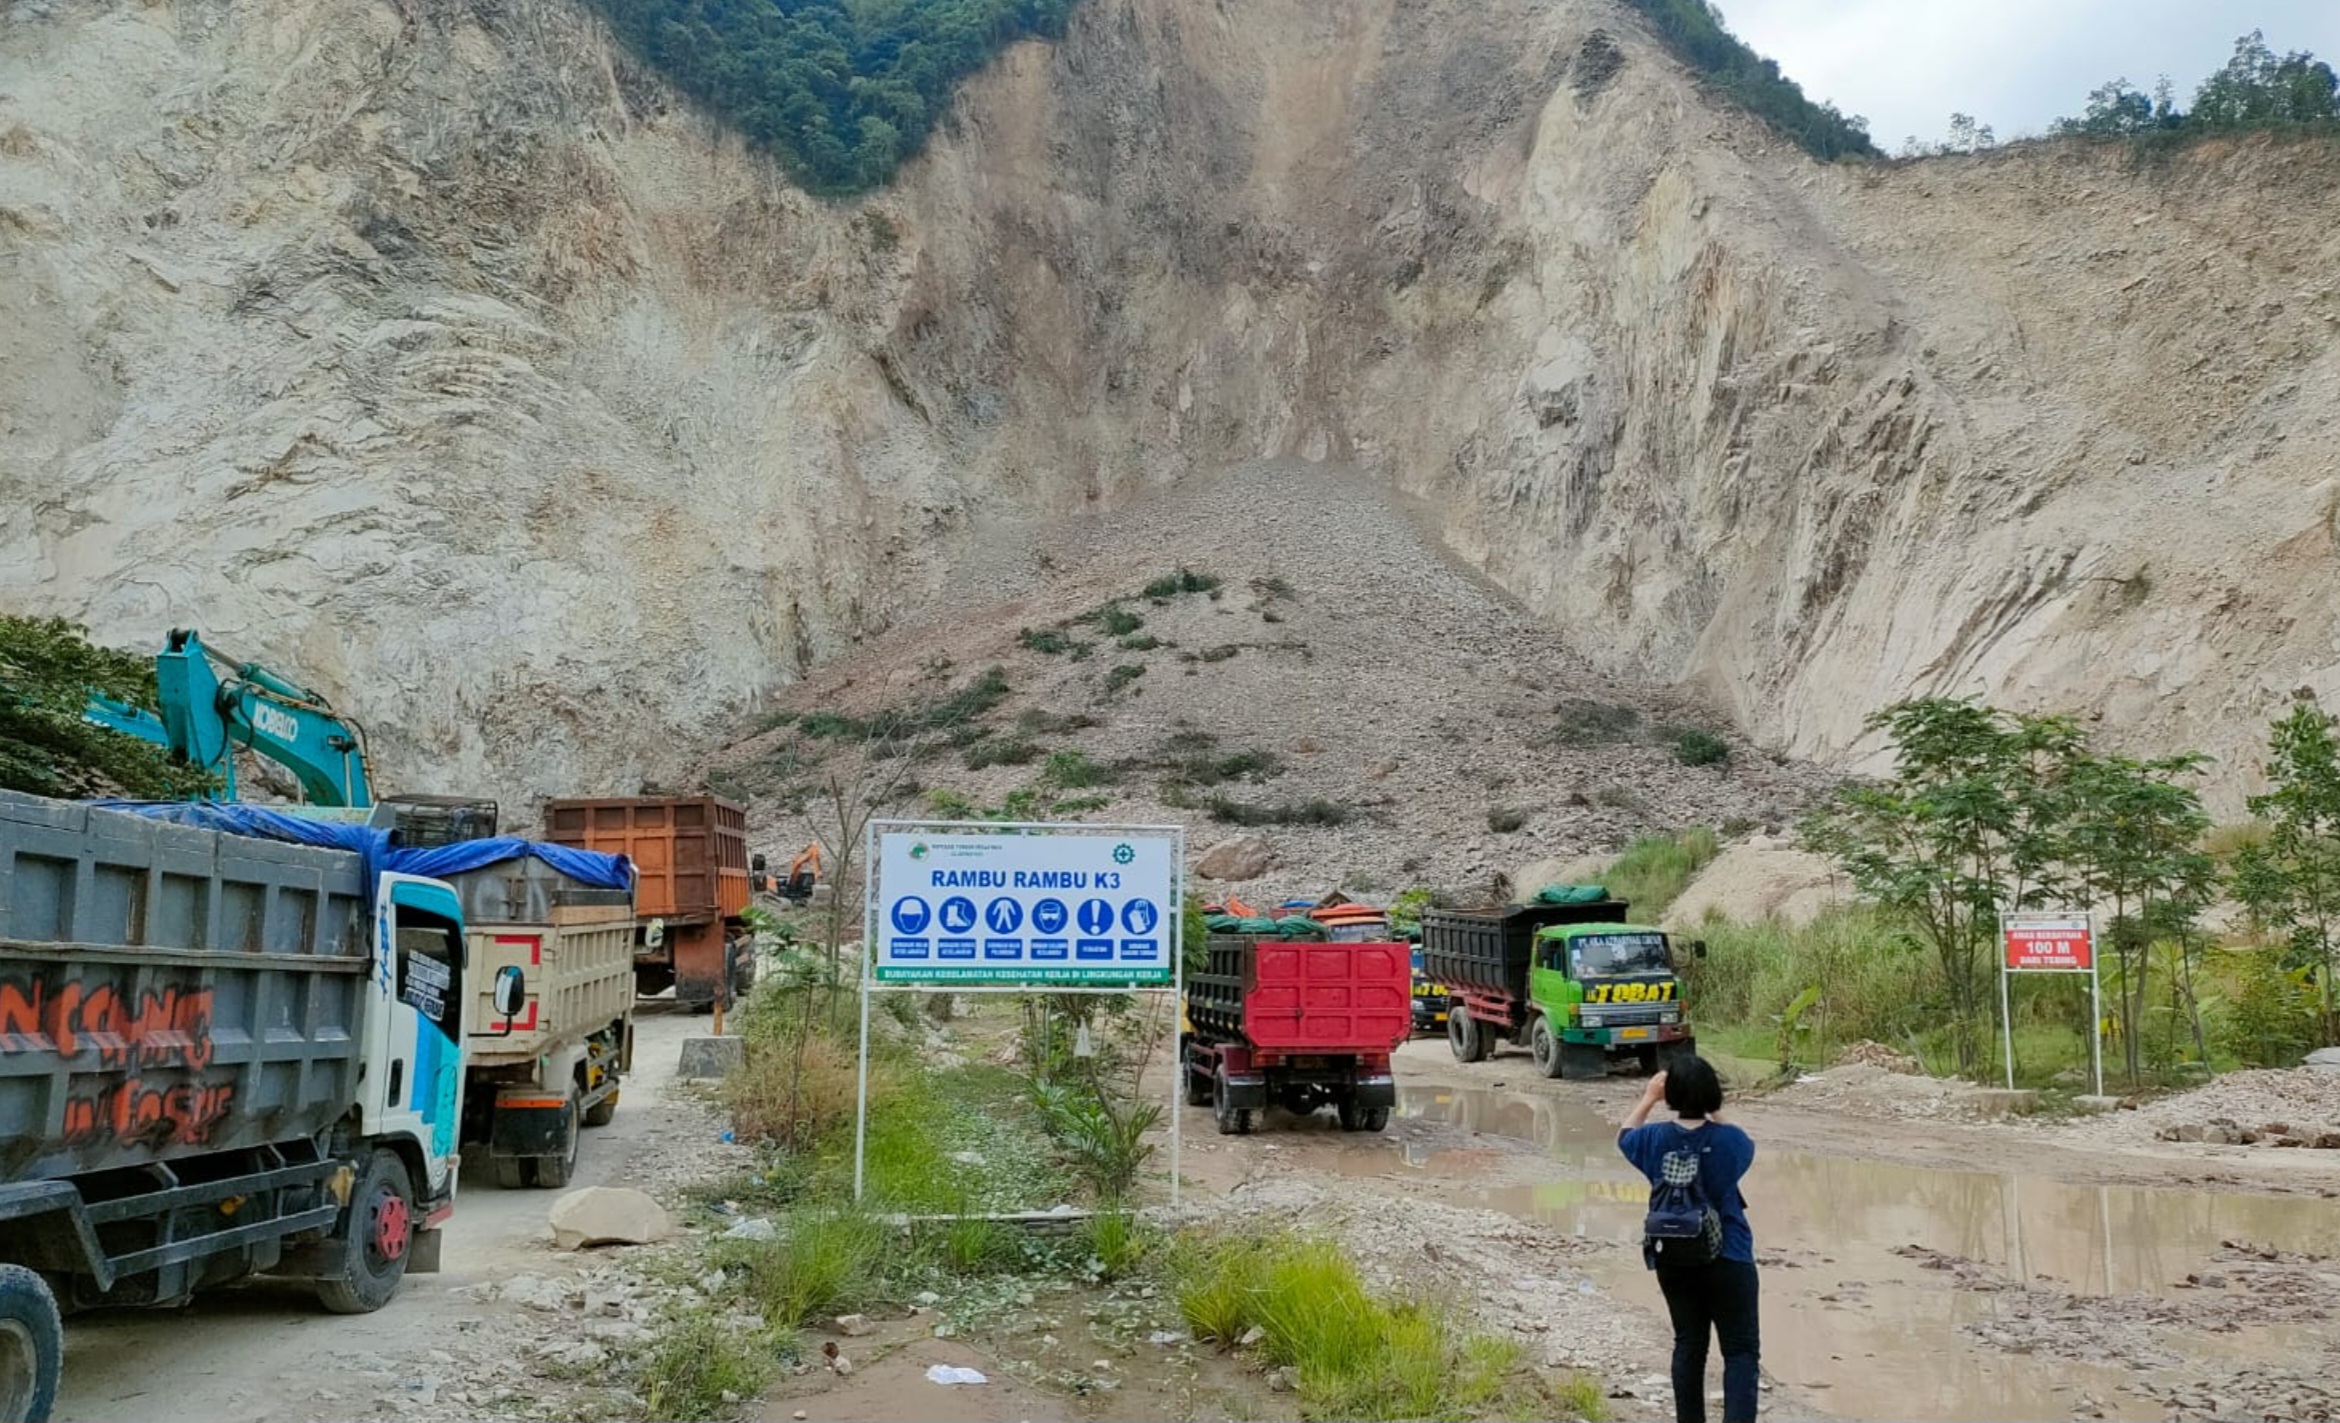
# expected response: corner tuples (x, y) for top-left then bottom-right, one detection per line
(1375, 1084), (2340, 1423)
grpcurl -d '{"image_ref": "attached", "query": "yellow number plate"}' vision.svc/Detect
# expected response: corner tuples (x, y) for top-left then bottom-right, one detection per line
(1618, 1027), (1651, 1040)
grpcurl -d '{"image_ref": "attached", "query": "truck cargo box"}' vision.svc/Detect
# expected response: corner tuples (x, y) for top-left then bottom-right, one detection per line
(1420, 899), (1633, 1004)
(465, 913), (634, 1070)
(542, 796), (747, 923)
(1189, 935), (1410, 1053)
(0, 792), (374, 1182)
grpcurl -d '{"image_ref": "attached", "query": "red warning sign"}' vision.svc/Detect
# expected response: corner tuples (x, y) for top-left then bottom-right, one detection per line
(2004, 914), (2093, 971)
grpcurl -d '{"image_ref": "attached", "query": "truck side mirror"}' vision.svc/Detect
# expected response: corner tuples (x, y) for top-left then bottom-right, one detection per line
(1693, 940), (1709, 959)
(751, 852), (769, 872)
(482, 965), (527, 1037)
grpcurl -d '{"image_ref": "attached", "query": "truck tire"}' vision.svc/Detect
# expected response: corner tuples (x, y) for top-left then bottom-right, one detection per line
(1530, 1017), (1566, 1079)
(0, 1265), (61, 1423)
(584, 1089), (620, 1128)
(528, 1090), (582, 1189)
(491, 1156), (527, 1190)
(1336, 1098), (1361, 1131)
(1182, 1042), (1213, 1107)
(1447, 1007), (1481, 1063)
(1211, 1072), (1253, 1136)
(1359, 1106), (1390, 1133)
(317, 1149), (416, 1315)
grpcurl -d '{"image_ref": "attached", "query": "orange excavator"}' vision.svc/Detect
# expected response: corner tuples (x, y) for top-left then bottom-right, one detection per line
(752, 844), (822, 904)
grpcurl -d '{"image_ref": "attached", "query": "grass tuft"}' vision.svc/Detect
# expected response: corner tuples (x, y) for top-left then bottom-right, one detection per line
(1597, 827), (1721, 918)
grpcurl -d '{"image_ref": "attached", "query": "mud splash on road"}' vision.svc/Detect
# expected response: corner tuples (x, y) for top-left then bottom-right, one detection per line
(1377, 1084), (2340, 1423)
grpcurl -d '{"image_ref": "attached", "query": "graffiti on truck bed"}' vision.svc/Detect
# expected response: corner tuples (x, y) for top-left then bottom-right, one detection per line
(0, 976), (218, 1071)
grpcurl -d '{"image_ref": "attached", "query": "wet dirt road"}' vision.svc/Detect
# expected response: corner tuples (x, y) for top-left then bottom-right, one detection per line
(51, 1004), (704, 1423)
(1191, 1039), (2340, 1423)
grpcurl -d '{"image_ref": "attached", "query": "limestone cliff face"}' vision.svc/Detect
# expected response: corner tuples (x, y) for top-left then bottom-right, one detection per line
(4, 0), (2336, 809)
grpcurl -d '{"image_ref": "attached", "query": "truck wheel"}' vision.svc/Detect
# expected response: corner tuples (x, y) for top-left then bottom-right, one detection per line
(1211, 1073), (1253, 1136)
(317, 1149), (415, 1315)
(0, 1264), (61, 1423)
(583, 1089), (620, 1128)
(491, 1156), (527, 1190)
(1447, 1007), (1478, 1063)
(1183, 1048), (1213, 1108)
(1336, 1098), (1361, 1132)
(527, 1091), (582, 1189)
(1530, 1018), (1566, 1079)
(1360, 1106), (1390, 1133)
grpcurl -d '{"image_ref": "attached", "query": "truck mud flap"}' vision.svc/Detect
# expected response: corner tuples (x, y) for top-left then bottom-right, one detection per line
(1351, 1075), (1397, 1111)
(1221, 1075), (1268, 1112)
(491, 1098), (576, 1158)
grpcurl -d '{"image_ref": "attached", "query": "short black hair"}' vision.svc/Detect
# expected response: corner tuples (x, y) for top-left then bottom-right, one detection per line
(1663, 1055), (1724, 1119)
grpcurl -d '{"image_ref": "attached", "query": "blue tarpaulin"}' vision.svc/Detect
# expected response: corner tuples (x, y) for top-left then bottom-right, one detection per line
(93, 801), (633, 895)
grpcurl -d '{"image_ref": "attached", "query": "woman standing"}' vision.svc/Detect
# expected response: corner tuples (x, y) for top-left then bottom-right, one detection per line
(1618, 1057), (1759, 1423)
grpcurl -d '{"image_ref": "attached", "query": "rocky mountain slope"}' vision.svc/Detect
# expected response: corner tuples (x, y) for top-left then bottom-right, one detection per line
(698, 460), (1827, 898)
(4, 0), (2337, 811)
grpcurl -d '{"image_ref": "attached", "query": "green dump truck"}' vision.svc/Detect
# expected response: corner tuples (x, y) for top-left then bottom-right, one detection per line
(1421, 893), (1704, 1079)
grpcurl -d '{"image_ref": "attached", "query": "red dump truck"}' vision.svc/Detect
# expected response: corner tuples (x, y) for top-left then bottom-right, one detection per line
(1180, 934), (1411, 1135)
(543, 796), (752, 1009)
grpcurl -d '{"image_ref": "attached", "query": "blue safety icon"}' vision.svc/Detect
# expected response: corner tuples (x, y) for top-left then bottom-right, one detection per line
(985, 897), (1025, 934)
(939, 896), (978, 934)
(891, 897), (932, 935)
(1121, 898), (1159, 936)
(1032, 898), (1069, 934)
(1077, 898), (1115, 936)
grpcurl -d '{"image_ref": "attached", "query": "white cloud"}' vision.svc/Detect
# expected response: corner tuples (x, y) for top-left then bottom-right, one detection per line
(1710, 0), (2340, 148)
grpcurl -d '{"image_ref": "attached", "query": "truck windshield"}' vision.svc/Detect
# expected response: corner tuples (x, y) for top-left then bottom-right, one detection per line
(1569, 932), (1671, 978)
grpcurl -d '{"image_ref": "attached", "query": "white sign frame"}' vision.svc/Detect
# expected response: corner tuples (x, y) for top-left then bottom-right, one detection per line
(1998, 910), (2103, 1097)
(853, 819), (1185, 1205)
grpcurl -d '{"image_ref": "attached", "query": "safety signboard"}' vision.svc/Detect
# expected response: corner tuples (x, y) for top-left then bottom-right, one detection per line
(2003, 913), (2093, 971)
(874, 829), (1176, 985)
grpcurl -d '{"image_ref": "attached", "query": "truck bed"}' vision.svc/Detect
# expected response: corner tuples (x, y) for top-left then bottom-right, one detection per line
(1189, 935), (1410, 1052)
(542, 796), (747, 923)
(1420, 899), (1632, 1003)
(0, 793), (372, 1181)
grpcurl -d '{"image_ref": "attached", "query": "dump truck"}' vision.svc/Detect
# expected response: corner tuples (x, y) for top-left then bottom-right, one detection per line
(0, 792), (515, 1423)
(1423, 893), (1704, 1078)
(443, 857), (637, 1189)
(543, 796), (752, 1009)
(1180, 933), (1411, 1134)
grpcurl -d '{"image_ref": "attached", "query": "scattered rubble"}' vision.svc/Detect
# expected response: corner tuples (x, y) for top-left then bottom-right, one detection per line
(1833, 1040), (1922, 1075)
(2060, 1068), (2340, 1150)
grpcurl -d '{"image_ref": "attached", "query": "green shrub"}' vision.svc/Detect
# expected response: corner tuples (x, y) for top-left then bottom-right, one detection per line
(1019, 627), (1079, 656)
(1198, 644), (1241, 663)
(1672, 727), (1732, 767)
(965, 737), (1041, 770)
(1041, 749), (1112, 789)
(1102, 664), (1146, 695)
(2218, 951), (2319, 1068)
(1599, 828), (1722, 918)
(1616, 0), (1877, 160)
(1118, 634), (1165, 652)
(1092, 605), (1145, 636)
(712, 1206), (890, 1330)
(1143, 568), (1222, 600)
(637, 1310), (778, 1423)
(1487, 806), (1529, 834)
(1552, 699), (1641, 746)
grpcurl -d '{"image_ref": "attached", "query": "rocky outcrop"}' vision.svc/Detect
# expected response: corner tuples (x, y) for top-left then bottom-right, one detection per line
(5, 0), (2337, 809)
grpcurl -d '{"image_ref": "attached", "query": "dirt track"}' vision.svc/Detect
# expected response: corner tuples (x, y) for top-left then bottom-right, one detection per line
(46, 1010), (2340, 1423)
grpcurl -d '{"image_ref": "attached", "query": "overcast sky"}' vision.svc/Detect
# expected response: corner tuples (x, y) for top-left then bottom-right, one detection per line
(1714, 1), (2340, 149)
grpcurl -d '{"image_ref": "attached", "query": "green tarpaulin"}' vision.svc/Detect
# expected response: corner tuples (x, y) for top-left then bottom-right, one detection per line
(1532, 883), (1611, 905)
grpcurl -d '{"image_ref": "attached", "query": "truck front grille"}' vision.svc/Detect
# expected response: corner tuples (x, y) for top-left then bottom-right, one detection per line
(1584, 1005), (1674, 1028)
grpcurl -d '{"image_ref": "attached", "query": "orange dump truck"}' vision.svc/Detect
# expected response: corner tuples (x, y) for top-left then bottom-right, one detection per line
(542, 796), (753, 1010)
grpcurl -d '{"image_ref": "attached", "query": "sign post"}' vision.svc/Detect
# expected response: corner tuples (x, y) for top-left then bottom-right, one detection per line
(853, 820), (1184, 1204)
(1999, 911), (2100, 1097)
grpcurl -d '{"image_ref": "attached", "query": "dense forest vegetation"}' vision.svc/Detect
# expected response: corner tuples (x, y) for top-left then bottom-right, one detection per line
(2052, 31), (2339, 139)
(0, 615), (211, 799)
(585, 0), (1079, 194)
(1618, 0), (1880, 160)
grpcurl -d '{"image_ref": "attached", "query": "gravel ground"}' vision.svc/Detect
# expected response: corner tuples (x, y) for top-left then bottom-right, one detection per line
(704, 461), (1839, 904)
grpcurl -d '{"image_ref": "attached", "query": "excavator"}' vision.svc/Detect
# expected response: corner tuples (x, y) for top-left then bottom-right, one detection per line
(82, 628), (496, 840)
(751, 844), (823, 904)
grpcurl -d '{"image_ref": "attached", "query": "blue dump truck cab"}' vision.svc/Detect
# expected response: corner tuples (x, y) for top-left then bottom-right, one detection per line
(1409, 944), (1450, 1035)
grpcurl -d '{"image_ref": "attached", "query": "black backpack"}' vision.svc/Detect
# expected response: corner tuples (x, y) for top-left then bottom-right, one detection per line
(1641, 1137), (1723, 1268)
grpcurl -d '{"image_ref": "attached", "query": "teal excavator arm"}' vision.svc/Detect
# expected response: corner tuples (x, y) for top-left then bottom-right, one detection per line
(82, 629), (375, 807)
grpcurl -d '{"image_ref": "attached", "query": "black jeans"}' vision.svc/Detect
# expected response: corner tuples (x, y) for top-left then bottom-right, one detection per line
(1655, 1257), (1760, 1423)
